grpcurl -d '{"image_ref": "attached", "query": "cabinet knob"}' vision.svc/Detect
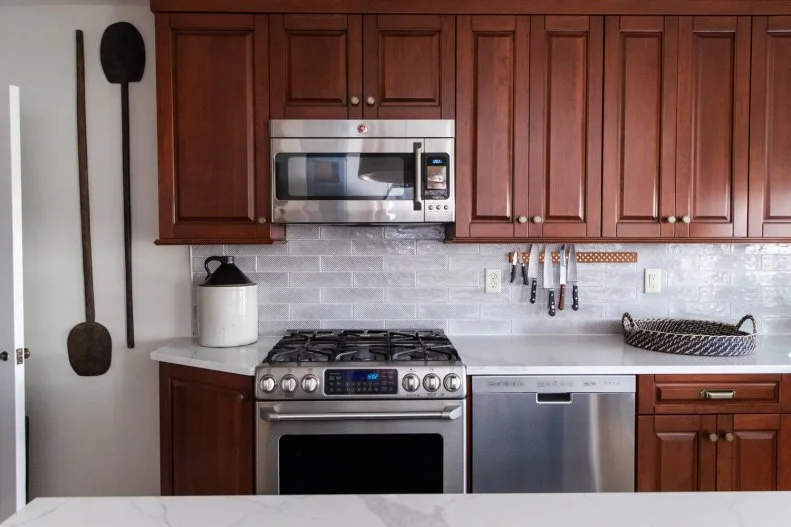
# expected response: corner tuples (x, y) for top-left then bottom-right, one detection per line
(532, 216), (544, 224)
(257, 217), (267, 225)
(350, 96), (360, 106)
(724, 432), (734, 442)
(366, 96), (376, 106)
(238, 393), (248, 402)
(666, 216), (677, 224)
(516, 216), (528, 224)
(708, 433), (719, 443)
(681, 215), (691, 224)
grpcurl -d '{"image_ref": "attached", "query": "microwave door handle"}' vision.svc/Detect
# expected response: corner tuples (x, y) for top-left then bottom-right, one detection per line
(260, 405), (462, 422)
(413, 141), (423, 212)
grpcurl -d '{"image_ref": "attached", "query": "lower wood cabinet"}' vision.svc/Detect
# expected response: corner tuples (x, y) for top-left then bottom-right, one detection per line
(159, 363), (254, 495)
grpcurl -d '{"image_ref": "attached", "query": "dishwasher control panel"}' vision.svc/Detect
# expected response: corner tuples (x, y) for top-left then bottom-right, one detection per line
(473, 375), (636, 394)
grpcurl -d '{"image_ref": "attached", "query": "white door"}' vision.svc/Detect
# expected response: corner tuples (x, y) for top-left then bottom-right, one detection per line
(0, 85), (26, 522)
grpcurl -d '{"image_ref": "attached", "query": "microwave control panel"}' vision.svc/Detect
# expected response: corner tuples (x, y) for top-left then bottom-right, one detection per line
(423, 154), (450, 200)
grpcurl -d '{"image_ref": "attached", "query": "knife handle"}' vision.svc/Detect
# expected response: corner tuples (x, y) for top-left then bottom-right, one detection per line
(572, 285), (579, 311)
(530, 279), (537, 304)
(558, 285), (566, 310)
(521, 265), (529, 285)
(510, 265), (517, 284)
(548, 289), (556, 317)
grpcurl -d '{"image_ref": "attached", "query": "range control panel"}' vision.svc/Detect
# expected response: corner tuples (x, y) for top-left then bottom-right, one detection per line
(325, 369), (398, 395)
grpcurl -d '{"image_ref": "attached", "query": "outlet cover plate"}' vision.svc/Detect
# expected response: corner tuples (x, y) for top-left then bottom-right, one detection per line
(485, 268), (502, 294)
(645, 269), (662, 293)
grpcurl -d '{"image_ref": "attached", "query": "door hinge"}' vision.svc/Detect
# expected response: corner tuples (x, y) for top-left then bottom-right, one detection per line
(15, 348), (23, 365)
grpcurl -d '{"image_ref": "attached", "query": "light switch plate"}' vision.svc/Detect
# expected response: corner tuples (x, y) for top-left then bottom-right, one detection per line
(644, 269), (662, 293)
(485, 269), (502, 294)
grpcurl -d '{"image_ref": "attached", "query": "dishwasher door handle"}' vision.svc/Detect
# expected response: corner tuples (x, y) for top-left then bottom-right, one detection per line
(535, 393), (573, 404)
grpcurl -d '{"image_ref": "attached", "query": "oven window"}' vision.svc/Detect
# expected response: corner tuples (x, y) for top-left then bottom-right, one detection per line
(279, 434), (443, 494)
(275, 154), (415, 200)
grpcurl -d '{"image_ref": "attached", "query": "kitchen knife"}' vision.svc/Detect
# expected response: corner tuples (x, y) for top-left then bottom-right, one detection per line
(527, 244), (539, 303)
(509, 250), (518, 284)
(521, 248), (529, 285)
(544, 245), (555, 317)
(568, 243), (579, 311)
(558, 244), (567, 311)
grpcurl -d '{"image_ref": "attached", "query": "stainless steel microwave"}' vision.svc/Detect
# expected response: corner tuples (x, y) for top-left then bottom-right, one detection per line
(270, 120), (454, 224)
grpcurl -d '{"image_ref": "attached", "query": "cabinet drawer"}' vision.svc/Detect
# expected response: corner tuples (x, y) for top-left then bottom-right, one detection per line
(638, 375), (791, 415)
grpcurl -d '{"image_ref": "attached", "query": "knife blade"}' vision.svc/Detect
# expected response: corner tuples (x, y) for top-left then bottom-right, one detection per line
(527, 244), (539, 304)
(520, 248), (529, 285)
(568, 243), (579, 311)
(544, 245), (555, 317)
(509, 250), (518, 284)
(558, 244), (567, 311)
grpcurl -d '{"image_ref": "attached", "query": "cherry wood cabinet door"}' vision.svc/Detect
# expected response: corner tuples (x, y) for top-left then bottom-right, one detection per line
(749, 17), (791, 238)
(528, 16), (603, 238)
(637, 415), (717, 492)
(160, 363), (254, 495)
(602, 16), (678, 238)
(362, 15), (455, 119)
(156, 14), (282, 243)
(675, 16), (750, 238)
(455, 15), (530, 239)
(270, 14), (363, 119)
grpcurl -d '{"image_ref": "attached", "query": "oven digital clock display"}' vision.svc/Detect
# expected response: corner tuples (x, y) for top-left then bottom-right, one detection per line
(325, 369), (398, 395)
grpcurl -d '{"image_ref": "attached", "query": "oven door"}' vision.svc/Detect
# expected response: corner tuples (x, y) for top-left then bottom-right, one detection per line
(271, 138), (453, 224)
(256, 399), (466, 495)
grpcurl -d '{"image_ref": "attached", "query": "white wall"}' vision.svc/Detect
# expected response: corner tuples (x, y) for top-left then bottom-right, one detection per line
(0, 4), (191, 497)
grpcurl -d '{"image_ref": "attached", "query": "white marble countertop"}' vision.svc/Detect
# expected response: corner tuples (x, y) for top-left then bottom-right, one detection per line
(151, 335), (791, 377)
(3, 493), (791, 527)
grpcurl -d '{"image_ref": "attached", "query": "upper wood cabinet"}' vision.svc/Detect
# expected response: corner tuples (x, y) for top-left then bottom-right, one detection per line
(749, 16), (791, 238)
(155, 14), (284, 244)
(269, 14), (454, 120)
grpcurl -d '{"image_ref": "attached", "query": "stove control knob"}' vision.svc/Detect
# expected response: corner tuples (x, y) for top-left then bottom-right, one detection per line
(281, 375), (298, 393)
(444, 374), (462, 392)
(259, 375), (277, 393)
(301, 374), (319, 393)
(402, 373), (420, 392)
(423, 374), (441, 392)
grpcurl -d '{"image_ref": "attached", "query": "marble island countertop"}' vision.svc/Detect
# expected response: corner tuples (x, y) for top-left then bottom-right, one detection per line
(151, 335), (791, 376)
(3, 493), (791, 527)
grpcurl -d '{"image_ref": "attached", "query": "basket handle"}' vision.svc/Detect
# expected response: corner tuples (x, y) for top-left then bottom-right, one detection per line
(622, 312), (635, 332)
(735, 314), (757, 335)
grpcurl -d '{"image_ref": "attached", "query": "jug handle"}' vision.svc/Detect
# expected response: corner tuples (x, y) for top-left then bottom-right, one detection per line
(204, 256), (224, 279)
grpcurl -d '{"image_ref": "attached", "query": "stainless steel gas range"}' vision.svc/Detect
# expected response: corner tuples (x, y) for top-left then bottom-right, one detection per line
(255, 330), (466, 495)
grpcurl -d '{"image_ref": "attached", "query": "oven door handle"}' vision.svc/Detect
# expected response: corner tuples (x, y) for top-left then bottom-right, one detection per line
(259, 404), (463, 422)
(413, 141), (423, 212)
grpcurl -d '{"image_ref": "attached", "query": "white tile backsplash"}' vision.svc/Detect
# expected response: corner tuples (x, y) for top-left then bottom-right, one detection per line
(191, 228), (791, 336)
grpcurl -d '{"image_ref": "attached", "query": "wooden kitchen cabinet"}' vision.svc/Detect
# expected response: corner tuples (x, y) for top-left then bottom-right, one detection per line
(749, 16), (791, 238)
(155, 14), (284, 244)
(269, 14), (454, 120)
(159, 363), (254, 495)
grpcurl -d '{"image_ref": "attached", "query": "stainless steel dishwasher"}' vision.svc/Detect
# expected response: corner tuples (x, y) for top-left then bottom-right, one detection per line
(472, 375), (635, 493)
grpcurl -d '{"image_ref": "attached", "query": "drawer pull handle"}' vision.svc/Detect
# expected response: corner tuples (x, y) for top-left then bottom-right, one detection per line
(701, 389), (735, 400)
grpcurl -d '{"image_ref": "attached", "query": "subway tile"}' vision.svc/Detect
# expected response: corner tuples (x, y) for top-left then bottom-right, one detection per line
(289, 272), (352, 288)
(248, 272), (289, 287)
(320, 225), (384, 239)
(416, 271), (479, 287)
(668, 302), (731, 319)
(449, 255), (509, 271)
(322, 288), (384, 304)
(287, 240), (352, 255)
(698, 286), (760, 303)
(355, 272), (416, 288)
(478, 243), (525, 255)
(450, 287), (510, 304)
(759, 319), (791, 334)
(563, 303), (607, 320)
(606, 303), (668, 319)
(384, 225), (445, 239)
(259, 287), (320, 304)
(225, 244), (289, 256)
(417, 304), (479, 319)
(604, 270), (641, 287)
(731, 302), (791, 320)
(660, 286), (699, 301)
(320, 320), (386, 330)
(481, 304), (542, 320)
(582, 287), (638, 304)
(739, 243), (791, 255)
(291, 304), (353, 320)
(668, 270), (730, 287)
(321, 256), (384, 272)
(699, 254), (760, 271)
(731, 271), (791, 287)
(576, 271), (605, 288)
(257, 255), (320, 272)
(387, 288), (448, 303)
(668, 244), (731, 255)
(574, 320), (622, 335)
(639, 253), (699, 270)
(763, 287), (791, 302)
(448, 320), (511, 335)
(385, 255), (448, 272)
(386, 320), (448, 331)
(286, 225), (320, 240)
(353, 239), (416, 255)
(354, 304), (416, 320)
(191, 245), (225, 257)
(258, 304), (289, 320)
(762, 255), (791, 271)
(417, 240), (479, 255)
(258, 320), (317, 336)
(195, 255), (255, 273)
(512, 319), (575, 335)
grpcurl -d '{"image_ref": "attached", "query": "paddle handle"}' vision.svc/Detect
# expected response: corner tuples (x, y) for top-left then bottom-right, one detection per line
(122, 81), (134, 348)
(76, 31), (95, 324)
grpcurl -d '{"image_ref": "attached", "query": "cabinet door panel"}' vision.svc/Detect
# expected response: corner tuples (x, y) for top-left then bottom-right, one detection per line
(749, 17), (791, 237)
(602, 16), (677, 238)
(637, 415), (716, 492)
(529, 16), (603, 238)
(270, 14), (362, 119)
(363, 15), (454, 119)
(718, 414), (781, 492)
(675, 16), (750, 238)
(157, 14), (271, 242)
(455, 15), (529, 239)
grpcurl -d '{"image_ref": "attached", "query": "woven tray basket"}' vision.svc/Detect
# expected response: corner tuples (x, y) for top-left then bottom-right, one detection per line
(622, 313), (757, 357)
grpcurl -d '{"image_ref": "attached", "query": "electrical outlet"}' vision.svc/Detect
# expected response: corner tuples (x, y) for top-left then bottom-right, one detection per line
(644, 269), (662, 293)
(485, 269), (502, 294)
